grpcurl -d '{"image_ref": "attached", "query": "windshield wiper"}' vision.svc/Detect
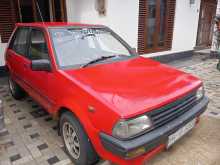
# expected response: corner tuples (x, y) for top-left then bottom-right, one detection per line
(81, 55), (117, 68)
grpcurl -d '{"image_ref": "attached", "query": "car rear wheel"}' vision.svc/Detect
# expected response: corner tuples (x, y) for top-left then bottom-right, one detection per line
(60, 112), (99, 165)
(8, 77), (25, 100)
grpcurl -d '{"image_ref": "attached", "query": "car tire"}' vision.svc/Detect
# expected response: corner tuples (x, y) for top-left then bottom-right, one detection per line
(60, 111), (99, 165)
(8, 77), (25, 100)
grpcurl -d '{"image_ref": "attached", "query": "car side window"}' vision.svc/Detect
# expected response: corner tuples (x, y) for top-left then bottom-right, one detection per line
(11, 28), (29, 56)
(29, 29), (50, 60)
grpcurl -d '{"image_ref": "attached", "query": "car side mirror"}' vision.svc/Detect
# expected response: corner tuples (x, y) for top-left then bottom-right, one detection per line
(31, 59), (52, 72)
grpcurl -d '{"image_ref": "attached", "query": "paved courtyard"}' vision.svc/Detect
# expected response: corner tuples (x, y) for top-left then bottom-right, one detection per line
(0, 56), (220, 165)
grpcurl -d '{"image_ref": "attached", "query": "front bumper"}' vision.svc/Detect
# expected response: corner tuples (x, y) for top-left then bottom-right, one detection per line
(100, 96), (209, 158)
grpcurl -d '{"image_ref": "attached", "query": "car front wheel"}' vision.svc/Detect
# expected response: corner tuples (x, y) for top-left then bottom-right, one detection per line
(60, 112), (99, 165)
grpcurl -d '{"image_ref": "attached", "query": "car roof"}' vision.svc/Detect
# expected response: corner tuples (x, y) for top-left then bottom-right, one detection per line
(16, 22), (104, 28)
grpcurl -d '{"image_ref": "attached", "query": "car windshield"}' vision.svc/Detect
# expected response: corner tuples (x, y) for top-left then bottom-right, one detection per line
(49, 27), (133, 69)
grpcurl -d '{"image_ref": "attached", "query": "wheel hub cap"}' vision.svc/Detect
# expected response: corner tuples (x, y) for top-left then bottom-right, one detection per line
(63, 122), (80, 159)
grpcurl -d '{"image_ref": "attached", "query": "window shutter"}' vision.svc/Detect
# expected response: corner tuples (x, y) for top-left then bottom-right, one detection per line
(138, 0), (176, 54)
(138, 0), (148, 55)
(166, 0), (176, 50)
(0, 0), (17, 43)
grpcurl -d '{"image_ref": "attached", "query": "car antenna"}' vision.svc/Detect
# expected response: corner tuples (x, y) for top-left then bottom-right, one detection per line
(35, 0), (45, 26)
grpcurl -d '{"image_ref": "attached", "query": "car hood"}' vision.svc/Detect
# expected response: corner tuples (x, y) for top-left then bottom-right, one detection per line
(64, 57), (202, 118)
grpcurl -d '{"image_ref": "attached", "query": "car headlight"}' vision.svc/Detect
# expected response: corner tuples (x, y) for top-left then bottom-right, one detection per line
(196, 86), (204, 100)
(112, 115), (152, 139)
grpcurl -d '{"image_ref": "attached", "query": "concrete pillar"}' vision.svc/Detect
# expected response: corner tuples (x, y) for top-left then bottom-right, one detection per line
(211, 0), (220, 56)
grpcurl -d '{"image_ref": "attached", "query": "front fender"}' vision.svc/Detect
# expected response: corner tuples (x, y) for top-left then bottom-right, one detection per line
(55, 98), (108, 157)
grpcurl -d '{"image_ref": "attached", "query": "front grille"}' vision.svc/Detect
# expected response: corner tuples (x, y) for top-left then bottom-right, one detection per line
(148, 92), (198, 129)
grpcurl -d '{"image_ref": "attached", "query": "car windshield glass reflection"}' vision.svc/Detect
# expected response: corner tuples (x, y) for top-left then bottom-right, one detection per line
(50, 28), (132, 68)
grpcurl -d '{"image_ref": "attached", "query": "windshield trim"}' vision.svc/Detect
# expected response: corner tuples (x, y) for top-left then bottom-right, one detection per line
(49, 26), (138, 70)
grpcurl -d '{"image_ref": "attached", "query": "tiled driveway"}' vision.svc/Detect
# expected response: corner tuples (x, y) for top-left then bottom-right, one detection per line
(0, 57), (220, 165)
(0, 87), (74, 165)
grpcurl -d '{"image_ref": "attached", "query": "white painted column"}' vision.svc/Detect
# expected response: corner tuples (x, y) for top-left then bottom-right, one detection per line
(211, 0), (220, 54)
(0, 44), (7, 66)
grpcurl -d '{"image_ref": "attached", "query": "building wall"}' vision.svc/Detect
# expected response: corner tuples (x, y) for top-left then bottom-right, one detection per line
(0, 36), (7, 66)
(66, 0), (139, 48)
(0, 0), (202, 67)
(66, 0), (201, 57)
(172, 0), (201, 51)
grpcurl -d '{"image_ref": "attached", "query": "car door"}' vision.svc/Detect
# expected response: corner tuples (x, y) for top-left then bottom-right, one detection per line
(25, 28), (55, 111)
(6, 27), (31, 90)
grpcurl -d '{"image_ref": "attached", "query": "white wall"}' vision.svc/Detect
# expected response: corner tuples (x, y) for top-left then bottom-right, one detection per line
(66, 0), (139, 48)
(66, 0), (201, 58)
(0, 36), (7, 66)
(172, 0), (201, 52)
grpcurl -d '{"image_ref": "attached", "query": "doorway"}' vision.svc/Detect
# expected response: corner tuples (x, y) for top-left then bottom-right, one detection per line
(196, 0), (217, 48)
(17, 0), (67, 23)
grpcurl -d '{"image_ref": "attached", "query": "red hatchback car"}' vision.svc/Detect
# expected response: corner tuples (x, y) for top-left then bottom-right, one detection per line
(5, 23), (209, 165)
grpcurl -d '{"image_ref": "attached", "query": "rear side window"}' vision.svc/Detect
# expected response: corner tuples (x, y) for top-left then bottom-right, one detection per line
(10, 28), (29, 56)
(29, 29), (49, 60)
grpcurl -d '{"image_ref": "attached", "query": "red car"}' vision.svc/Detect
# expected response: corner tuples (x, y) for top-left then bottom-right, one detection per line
(5, 23), (208, 165)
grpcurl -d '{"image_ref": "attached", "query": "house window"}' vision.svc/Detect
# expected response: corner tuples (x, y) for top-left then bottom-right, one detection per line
(0, 0), (17, 43)
(17, 0), (67, 23)
(0, 0), (67, 43)
(138, 0), (176, 54)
